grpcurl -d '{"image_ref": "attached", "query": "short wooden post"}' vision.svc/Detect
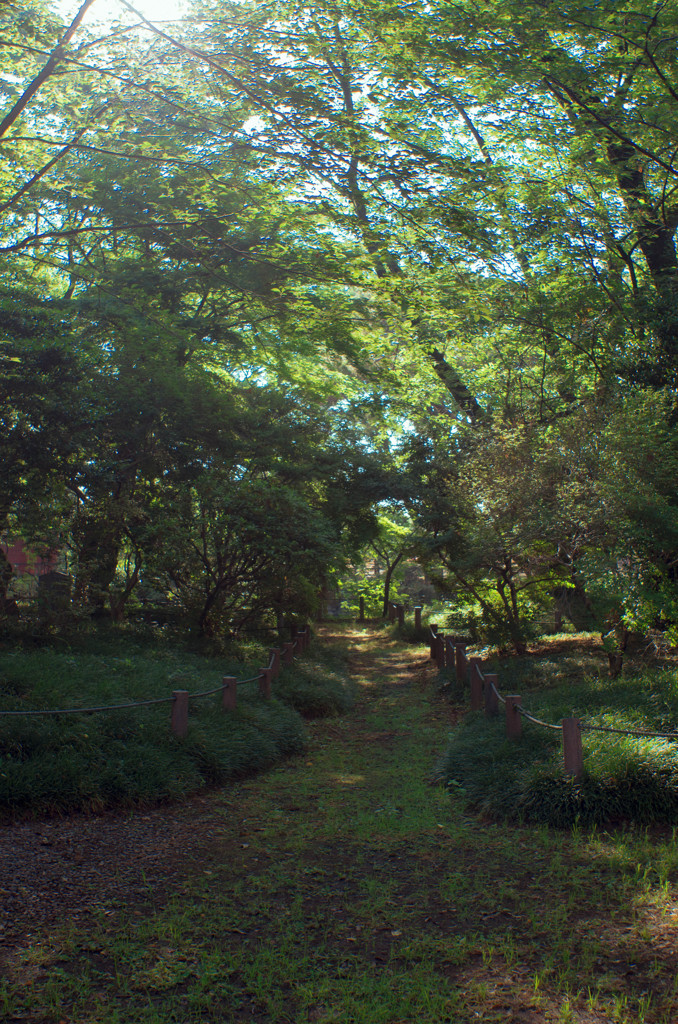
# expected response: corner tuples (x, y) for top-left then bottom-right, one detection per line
(469, 659), (484, 711)
(414, 606), (422, 630)
(282, 641), (295, 665)
(388, 603), (396, 623)
(484, 673), (499, 717)
(171, 690), (189, 737)
(259, 667), (272, 699)
(397, 604), (405, 628)
(429, 624), (438, 659)
(435, 634), (445, 670)
(505, 695), (522, 739)
(222, 675), (237, 711)
(269, 648), (281, 679)
(562, 717), (584, 778)
(445, 636), (455, 670)
(359, 596), (365, 622)
(455, 644), (467, 688)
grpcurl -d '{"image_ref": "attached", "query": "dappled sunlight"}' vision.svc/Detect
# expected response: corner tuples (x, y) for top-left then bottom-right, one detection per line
(327, 772), (366, 786)
(317, 624), (431, 693)
(6, 624), (678, 1022)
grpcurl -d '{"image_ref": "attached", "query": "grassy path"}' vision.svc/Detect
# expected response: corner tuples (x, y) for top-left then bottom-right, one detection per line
(2, 625), (678, 1023)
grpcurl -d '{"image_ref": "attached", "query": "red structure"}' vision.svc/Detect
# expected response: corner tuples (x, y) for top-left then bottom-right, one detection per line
(1, 537), (60, 577)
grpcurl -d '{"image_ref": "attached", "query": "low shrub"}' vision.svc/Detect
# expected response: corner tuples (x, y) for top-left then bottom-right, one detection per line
(389, 620), (431, 646)
(437, 667), (678, 827)
(0, 627), (350, 819)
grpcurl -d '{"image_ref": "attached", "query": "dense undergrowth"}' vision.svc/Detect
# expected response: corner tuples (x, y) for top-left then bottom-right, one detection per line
(0, 625), (353, 819)
(437, 640), (678, 827)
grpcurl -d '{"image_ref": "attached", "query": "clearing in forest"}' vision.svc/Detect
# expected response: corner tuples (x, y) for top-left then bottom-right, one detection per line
(1, 625), (678, 1023)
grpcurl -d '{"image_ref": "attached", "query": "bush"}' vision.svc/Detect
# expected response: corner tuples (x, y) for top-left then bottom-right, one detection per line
(390, 620), (431, 646)
(0, 627), (351, 818)
(437, 666), (678, 827)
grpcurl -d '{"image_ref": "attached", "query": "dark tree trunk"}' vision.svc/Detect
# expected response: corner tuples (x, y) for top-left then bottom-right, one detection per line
(607, 627), (629, 679)
(73, 521), (121, 616)
(381, 552), (403, 617)
(0, 547), (14, 615)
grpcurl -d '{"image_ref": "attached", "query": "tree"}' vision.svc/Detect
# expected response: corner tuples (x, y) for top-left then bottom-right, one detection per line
(4, 0), (678, 658)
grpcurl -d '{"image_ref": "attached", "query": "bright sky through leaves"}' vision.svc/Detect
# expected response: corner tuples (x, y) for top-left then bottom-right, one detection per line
(58, 0), (186, 26)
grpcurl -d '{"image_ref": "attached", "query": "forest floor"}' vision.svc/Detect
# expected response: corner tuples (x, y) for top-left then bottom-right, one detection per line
(1, 624), (678, 1023)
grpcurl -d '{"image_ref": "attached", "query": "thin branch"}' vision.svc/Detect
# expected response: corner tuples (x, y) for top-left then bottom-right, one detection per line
(0, 0), (99, 139)
(0, 108), (109, 215)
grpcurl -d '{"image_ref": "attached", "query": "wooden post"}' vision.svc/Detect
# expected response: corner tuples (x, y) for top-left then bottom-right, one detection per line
(388, 602), (396, 623)
(435, 634), (445, 670)
(397, 604), (405, 628)
(562, 717), (584, 778)
(359, 596), (365, 622)
(171, 690), (189, 737)
(429, 624), (438, 659)
(282, 641), (295, 665)
(456, 647), (467, 688)
(454, 643), (464, 684)
(222, 676), (237, 711)
(259, 667), (272, 699)
(269, 648), (281, 679)
(469, 659), (484, 711)
(414, 606), (422, 630)
(505, 695), (522, 739)
(484, 673), (499, 717)
(445, 637), (455, 670)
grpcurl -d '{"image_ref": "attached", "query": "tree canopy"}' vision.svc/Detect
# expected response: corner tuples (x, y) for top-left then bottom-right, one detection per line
(2, 0), (678, 661)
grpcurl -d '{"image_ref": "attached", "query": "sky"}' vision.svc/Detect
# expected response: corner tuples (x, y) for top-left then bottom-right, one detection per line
(112, 0), (187, 23)
(58, 0), (188, 28)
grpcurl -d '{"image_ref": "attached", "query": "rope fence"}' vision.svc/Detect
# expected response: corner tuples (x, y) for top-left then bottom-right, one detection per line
(0, 627), (311, 739)
(425, 619), (678, 779)
(6, 593), (673, 773)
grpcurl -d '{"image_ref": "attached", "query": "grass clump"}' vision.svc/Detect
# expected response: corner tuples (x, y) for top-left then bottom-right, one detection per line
(389, 619), (431, 646)
(274, 653), (354, 717)
(0, 627), (348, 819)
(438, 666), (678, 827)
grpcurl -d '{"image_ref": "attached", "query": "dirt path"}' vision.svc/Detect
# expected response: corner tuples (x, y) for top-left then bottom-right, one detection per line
(2, 626), (676, 1023)
(0, 626), (444, 957)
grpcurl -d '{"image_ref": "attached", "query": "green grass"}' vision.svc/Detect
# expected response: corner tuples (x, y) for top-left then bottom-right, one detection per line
(437, 644), (678, 827)
(0, 626), (352, 818)
(3, 627), (678, 1023)
(274, 652), (354, 718)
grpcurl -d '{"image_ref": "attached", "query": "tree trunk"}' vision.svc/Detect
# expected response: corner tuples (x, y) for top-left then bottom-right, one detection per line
(606, 627), (629, 679)
(0, 547), (14, 616)
(73, 521), (121, 616)
(381, 552), (403, 617)
(109, 557), (140, 623)
(197, 593), (218, 637)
